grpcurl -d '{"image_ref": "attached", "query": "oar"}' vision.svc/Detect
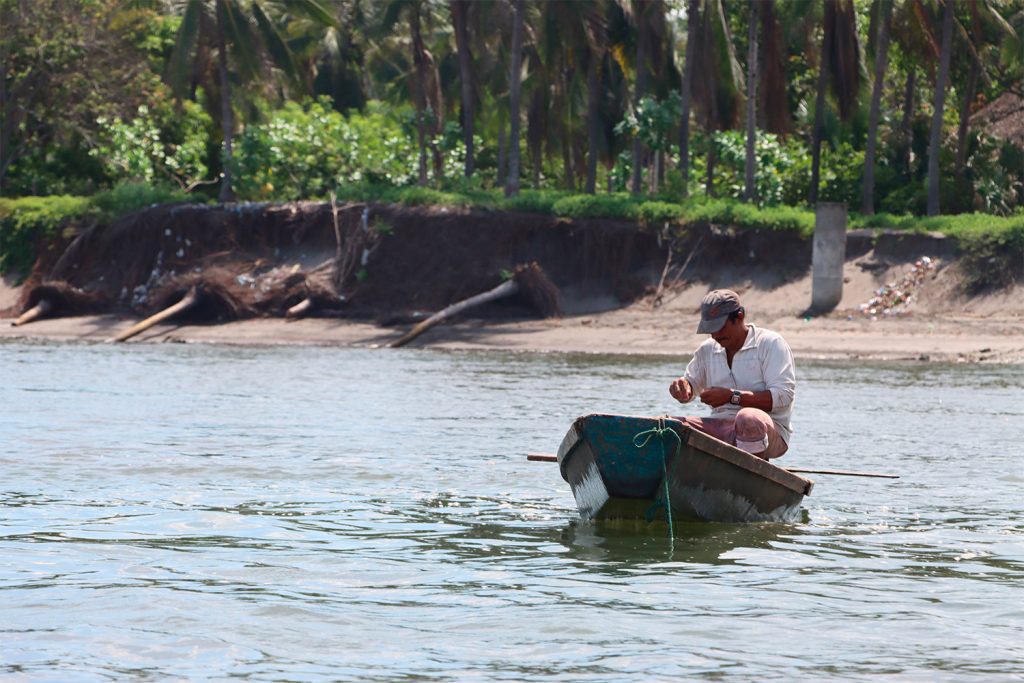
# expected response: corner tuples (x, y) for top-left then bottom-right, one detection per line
(525, 453), (898, 478)
(782, 467), (899, 479)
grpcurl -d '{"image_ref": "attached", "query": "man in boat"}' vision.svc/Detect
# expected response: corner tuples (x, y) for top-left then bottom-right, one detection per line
(669, 289), (795, 459)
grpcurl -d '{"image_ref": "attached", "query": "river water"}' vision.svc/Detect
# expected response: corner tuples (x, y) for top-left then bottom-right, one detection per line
(2, 341), (1023, 681)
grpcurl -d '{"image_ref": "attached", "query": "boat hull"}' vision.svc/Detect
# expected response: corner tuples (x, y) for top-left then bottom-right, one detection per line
(557, 414), (813, 524)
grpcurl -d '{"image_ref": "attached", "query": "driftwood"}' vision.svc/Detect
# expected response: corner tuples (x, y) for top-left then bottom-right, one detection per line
(389, 279), (519, 348)
(286, 298), (315, 319)
(108, 287), (201, 343)
(11, 281), (108, 326)
(389, 262), (560, 348)
(12, 298), (53, 326)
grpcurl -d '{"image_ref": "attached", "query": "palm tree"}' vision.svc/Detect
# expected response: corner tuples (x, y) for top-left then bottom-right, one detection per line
(862, 0), (893, 215)
(168, 0), (336, 202)
(691, 0), (744, 196)
(505, 0), (525, 197)
(307, 2), (369, 114)
(451, 0), (475, 177)
(744, 0), (761, 203)
(583, 2), (610, 194)
(757, 0), (790, 136)
(953, 1), (1015, 185)
(808, 0), (861, 206)
(629, 0), (670, 195)
(677, 0), (700, 198)
(378, 0), (445, 186)
(926, 0), (955, 216)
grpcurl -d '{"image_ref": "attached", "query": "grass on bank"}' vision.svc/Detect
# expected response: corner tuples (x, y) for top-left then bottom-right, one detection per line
(2, 181), (1022, 289)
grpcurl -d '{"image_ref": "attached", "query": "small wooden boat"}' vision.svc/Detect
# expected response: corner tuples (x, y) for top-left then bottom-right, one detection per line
(556, 414), (814, 524)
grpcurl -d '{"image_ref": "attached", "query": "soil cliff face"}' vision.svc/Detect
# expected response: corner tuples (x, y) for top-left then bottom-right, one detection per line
(3, 201), (999, 322)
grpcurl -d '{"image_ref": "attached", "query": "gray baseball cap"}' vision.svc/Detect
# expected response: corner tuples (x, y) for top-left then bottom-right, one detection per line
(697, 289), (742, 333)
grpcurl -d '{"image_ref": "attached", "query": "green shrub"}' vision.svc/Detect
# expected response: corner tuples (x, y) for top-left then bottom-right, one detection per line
(90, 181), (192, 221)
(91, 97), (211, 191)
(0, 195), (92, 276)
(231, 99), (427, 200)
(395, 186), (474, 207)
(552, 193), (643, 221)
(679, 197), (814, 236)
(500, 189), (570, 214)
(637, 200), (683, 226)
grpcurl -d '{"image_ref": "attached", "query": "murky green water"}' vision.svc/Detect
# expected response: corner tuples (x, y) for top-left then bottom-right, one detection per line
(2, 341), (1023, 681)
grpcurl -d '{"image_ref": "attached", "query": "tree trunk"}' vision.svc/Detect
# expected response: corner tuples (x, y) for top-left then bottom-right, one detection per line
(705, 138), (716, 197)
(585, 52), (601, 194)
(215, 0), (236, 203)
(389, 280), (520, 348)
(957, 0), (989, 182)
(12, 297), (53, 326)
(631, 3), (649, 195)
(898, 68), (916, 177)
(927, 0), (955, 216)
(562, 127), (576, 191)
(108, 288), (201, 343)
(410, 5), (430, 186)
(451, 0), (475, 177)
(862, 0), (892, 215)
(497, 121), (507, 186)
(955, 59), (979, 181)
(809, 0), (835, 206)
(743, 0), (760, 203)
(677, 0), (700, 198)
(505, 0), (525, 197)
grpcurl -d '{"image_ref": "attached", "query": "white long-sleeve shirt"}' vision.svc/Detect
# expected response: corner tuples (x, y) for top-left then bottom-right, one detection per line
(682, 324), (796, 444)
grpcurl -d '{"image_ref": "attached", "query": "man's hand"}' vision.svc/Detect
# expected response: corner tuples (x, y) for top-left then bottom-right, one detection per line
(669, 377), (693, 403)
(699, 386), (732, 407)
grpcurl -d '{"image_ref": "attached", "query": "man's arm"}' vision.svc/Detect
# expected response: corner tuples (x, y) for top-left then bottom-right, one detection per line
(761, 335), (796, 410)
(698, 386), (773, 409)
(669, 349), (706, 404)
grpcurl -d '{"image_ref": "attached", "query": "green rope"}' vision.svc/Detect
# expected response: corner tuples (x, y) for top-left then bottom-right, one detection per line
(633, 418), (681, 538)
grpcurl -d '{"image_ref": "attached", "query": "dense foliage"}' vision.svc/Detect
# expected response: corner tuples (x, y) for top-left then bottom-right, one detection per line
(1, 0), (1023, 287)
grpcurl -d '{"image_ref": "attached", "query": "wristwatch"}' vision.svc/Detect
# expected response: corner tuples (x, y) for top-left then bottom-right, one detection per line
(730, 390), (742, 406)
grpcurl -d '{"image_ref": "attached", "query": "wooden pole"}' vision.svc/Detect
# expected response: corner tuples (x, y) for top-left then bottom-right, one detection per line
(107, 287), (200, 343)
(12, 298), (54, 326)
(389, 279), (519, 348)
(524, 453), (898, 478)
(783, 468), (899, 479)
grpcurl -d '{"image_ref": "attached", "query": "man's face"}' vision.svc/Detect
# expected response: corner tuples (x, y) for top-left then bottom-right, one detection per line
(710, 313), (745, 349)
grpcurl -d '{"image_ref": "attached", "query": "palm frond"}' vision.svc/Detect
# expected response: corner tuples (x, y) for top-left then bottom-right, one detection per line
(253, 1), (302, 87)
(168, 0), (204, 100)
(222, 0), (263, 83)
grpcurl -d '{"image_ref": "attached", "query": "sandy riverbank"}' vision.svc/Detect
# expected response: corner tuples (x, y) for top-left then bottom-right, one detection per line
(3, 296), (1022, 364)
(3, 202), (1022, 363)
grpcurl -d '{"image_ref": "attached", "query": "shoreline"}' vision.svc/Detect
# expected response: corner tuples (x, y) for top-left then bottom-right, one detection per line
(3, 307), (1023, 364)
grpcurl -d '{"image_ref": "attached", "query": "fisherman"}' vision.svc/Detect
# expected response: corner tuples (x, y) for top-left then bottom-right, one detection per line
(669, 289), (795, 459)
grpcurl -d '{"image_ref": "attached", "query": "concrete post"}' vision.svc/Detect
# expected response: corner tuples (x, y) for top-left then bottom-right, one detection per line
(812, 202), (847, 313)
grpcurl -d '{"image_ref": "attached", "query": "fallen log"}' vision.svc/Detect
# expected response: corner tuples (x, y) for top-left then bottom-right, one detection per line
(11, 281), (108, 326)
(389, 280), (519, 348)
(389, 262), (560, 348)
(286, 297), (315, 320)
(108, 287), (201, 343)
(12, 298), (54, 326)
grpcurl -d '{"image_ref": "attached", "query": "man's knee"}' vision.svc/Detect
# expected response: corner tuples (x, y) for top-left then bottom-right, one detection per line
(734, 408), (771, 455)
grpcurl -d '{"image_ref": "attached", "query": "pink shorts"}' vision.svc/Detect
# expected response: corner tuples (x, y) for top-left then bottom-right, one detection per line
(676, 408), (788, 459)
